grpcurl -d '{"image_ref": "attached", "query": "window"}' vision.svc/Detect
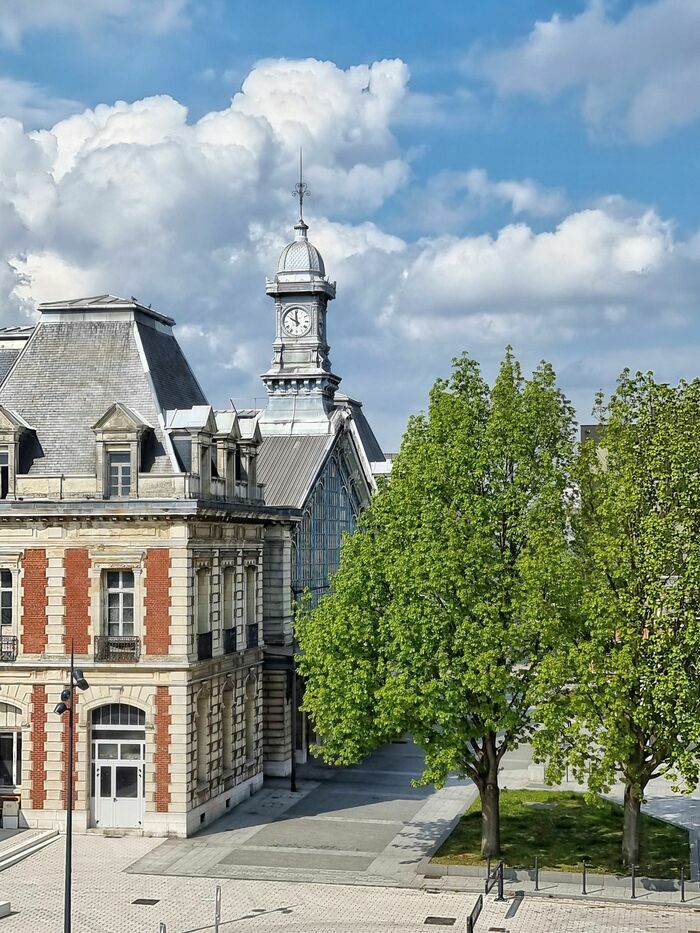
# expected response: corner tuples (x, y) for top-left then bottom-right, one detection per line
(196, 569), (211, 634)
(221, 685), (233, 773)
(222, 567), (236, 653)
(245, 677), (256, 761)
(0, 571), (11, 628)
(197, 692), (209, 785)
(245, 566), (258, 648)
(0, 451), (8, 500)
(108, 451), (131, 498)
(105, 571), (135, 636)
(0, 731), (21, 786)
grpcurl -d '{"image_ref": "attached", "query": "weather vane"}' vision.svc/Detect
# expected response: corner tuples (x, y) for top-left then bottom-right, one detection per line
(293, 148), (309, 221)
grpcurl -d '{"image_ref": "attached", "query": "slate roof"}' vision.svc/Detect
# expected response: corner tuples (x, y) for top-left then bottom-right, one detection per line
(0, 349), (22, 384)
(0, 309), (206, 475)
(256, 434), (334, 507)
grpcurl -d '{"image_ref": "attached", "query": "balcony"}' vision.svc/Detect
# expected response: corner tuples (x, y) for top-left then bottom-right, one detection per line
(223, 627), (236, 655)
(94, 635), (141, 662)
(197, 631), (213, 661)
(246, 623), (259, 650)
(0, 635), (17, 662)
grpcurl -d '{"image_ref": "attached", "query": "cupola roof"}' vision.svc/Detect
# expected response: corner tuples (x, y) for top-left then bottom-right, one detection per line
(276, 220), (326, 277)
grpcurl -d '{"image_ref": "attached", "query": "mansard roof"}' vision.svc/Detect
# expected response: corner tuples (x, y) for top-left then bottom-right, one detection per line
(0, 296), (207, 475)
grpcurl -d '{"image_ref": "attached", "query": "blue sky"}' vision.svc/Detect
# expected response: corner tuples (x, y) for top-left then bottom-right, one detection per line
(1, 0), (700, 447)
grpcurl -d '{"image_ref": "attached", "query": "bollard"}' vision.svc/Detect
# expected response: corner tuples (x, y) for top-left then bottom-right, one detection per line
(681, 866), (686, 903)
(214, 884), (222, 933)
(496, 861), (505, 902)
(534, 855), (539, 892)
(159, 924), (166, 933)
(631, 864), (636, 900)
(486, 857), (491, 882)
(581, 859), (588, 895)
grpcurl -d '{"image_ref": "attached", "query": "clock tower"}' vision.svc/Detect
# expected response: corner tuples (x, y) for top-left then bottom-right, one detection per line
(261, 184), (340, 434)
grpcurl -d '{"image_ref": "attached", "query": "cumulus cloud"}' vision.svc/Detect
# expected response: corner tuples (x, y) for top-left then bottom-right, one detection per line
(1, 54), (700, 446)
(473, 0), (700, 143)
(0, 0), (189, 45)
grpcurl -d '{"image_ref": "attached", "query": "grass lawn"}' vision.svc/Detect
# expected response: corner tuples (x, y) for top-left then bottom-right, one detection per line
(432, 789), (690, 877)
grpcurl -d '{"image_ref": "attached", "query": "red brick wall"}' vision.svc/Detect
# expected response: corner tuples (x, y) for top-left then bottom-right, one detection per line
(31, 685), (47, 809)
(63, 549), (90, 654)
(154, 687), (171, 813)
(22, 549), (48, 654)
(144, 549), (171, 656)
(61, 692), (78, 808)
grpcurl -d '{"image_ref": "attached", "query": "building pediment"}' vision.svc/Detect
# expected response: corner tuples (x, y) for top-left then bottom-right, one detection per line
(92, 403), (152, 436)
(0, 405), (33, 437)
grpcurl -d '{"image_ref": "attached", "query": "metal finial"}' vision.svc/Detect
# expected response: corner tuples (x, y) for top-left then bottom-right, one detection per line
(293, 147), (309, 221)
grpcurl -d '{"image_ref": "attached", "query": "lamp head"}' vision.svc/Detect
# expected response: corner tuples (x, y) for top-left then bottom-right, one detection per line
(72, 669), (89, 691)
(54, 702), (68, 716)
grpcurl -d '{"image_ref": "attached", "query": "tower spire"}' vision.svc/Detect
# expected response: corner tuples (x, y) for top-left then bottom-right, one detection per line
(293, 147), (309, 224)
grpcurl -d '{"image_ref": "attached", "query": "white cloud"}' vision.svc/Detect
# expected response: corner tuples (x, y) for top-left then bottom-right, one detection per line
(473, 0), (700, 143)
(0, 0), (189, 46)
(1, 55), (700, 447)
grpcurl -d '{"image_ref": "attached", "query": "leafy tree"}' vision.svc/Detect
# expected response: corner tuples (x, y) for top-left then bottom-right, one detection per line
(535, 371), (700, 867)
(297, 349), (577, 857)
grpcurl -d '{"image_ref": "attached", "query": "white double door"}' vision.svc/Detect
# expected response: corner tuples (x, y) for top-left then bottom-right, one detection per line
(92, 740), (145, 828)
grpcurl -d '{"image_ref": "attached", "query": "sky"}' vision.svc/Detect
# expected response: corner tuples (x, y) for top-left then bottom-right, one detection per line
(1, 0), (700, 449)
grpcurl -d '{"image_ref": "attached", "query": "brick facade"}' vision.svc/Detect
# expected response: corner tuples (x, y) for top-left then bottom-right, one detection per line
(63, 548), (90, 654)
(144, 549), (171, 656)
(154, 686), (171, 813)
(30, 685), (47, 809)
(21, 548), (48, 654)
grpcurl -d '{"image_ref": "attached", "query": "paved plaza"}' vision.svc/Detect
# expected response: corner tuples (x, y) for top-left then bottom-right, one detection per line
(1, 832), (699, 932)
(128, 740), (476, 885)
(1, 740), (700, 931)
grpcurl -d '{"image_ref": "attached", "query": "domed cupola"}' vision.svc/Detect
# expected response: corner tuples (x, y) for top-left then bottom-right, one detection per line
(276, 220), (326, 279)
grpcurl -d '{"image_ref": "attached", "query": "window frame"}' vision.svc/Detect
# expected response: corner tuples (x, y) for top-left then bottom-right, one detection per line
(0, 730), (21, 787)
(104, 570), (136, 637)
(0, 569), (12, 631)
(107, 450), (131, 499)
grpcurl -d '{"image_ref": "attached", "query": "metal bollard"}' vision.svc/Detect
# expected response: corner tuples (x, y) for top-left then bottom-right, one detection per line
(496, 860), (505, 902)
(159, 924), (166, 933)
(681, 866), (686, 903)
(631, 864), (636, 899)
(486, 857), (491, 882)
(582, 859), (588, 895)
(214, 884), (222, 933)
(534, 855), (539, 892)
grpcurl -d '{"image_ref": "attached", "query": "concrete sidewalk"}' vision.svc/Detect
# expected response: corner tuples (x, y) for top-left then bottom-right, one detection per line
(127, 740), (476, 885)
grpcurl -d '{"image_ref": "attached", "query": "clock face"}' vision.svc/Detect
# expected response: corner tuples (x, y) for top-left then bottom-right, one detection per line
(282, 306), (311, 337)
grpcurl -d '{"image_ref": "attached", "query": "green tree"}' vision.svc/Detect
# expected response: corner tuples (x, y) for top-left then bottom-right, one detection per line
(535, 371), (700, 867)
(297, 349), (577, 857)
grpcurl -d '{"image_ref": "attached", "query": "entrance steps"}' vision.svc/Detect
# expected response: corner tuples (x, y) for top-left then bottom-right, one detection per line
(0, 829), (59, 872)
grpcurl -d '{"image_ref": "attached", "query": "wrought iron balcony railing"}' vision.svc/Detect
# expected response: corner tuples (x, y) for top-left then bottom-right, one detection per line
(94, 635), (141, 662)
(223, 627), (236, 655)
(0, 635), (17, 662)
(197, 631), (213, 661)
(246, 623), (259, 650)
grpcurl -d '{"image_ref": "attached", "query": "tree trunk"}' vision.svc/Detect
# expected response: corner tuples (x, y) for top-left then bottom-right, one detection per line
(479, 777), (501, 859)
(622, 782), (642, 866)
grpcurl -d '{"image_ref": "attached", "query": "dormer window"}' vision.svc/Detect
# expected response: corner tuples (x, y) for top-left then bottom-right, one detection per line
(108, 451), (131, 498)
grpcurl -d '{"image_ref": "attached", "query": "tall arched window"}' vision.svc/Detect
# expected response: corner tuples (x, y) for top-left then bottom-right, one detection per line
(196, 692), (209, 785)
(244, 677), (256, 762)
(221, 683), (234, 773)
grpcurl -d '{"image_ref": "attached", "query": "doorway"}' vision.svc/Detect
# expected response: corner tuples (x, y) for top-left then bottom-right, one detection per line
(90, 704), (145, 829)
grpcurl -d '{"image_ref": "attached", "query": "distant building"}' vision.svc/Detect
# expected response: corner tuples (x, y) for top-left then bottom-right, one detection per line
(0, 209), (384, 832)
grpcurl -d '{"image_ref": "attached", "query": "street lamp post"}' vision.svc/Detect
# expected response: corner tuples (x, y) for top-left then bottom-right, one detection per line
(54, 640), (89, 933)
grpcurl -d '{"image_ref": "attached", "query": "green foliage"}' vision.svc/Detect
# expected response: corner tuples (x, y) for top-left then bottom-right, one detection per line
(297, 349), (577, 792)
(535, 370), (700, 801)
(432, 789), (690, 877)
